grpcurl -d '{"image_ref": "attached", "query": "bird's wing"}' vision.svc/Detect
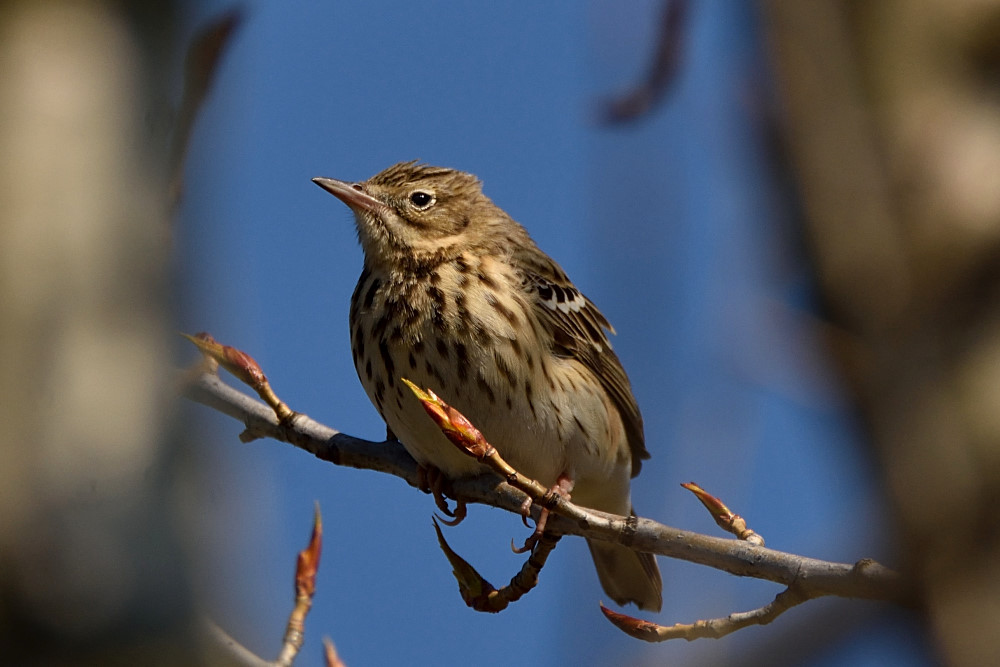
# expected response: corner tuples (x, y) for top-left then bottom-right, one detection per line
(515, 252), (649, 476)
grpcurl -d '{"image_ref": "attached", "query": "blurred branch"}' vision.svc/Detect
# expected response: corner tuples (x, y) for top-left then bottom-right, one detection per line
(275, 505), (323, 667)
(182, 371), (907, 607)
(323, 638), (347, 667)
(762, 1), (1000, 663)
(204, 505), (326, 667)
(202, 620), (273, 667)
(170, 8), (243, 208)
(0, 1), (197, 662)
(599, 0), (689, 123)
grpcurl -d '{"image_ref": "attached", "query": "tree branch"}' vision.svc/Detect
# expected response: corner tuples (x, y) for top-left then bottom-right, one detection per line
(181, 371), (908, 606)
(601, 586), (809, 641)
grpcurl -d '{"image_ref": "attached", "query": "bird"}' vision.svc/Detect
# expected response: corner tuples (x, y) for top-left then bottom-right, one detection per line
(313, 161), (662, 611)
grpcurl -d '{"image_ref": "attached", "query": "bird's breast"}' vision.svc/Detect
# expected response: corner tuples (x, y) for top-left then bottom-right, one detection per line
(349, 255), (568, 482)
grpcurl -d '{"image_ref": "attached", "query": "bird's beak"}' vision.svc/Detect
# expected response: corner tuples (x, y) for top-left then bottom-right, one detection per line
(312, 177), (383, 215)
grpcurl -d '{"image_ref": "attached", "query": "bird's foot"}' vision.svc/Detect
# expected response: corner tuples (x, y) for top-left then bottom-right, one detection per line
(417, 464), (467, 526)
(513, 474), (573, 554)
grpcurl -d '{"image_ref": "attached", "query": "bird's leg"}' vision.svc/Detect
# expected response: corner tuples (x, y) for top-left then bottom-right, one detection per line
(391, 424), (469, 526)
(514, 473), (573, 554)
(416, 463), (467, 526)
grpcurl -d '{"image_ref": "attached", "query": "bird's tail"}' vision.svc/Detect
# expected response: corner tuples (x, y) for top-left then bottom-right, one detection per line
(587, 538), (662, 612)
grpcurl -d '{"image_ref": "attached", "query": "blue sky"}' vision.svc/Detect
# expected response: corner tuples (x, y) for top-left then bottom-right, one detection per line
(177, 2), (931, 665)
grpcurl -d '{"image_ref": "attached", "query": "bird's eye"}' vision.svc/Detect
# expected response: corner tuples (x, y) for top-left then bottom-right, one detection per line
(409, 191), (435, 209)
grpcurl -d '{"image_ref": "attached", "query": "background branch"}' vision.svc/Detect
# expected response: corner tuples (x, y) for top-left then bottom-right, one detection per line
(0, 2), (198, 663)
(762, 2), (1000, 663)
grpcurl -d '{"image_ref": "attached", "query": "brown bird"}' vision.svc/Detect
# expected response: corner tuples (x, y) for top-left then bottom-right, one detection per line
(314, 161), (662, 611)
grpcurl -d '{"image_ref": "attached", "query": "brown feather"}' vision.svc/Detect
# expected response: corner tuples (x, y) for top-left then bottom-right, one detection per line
(514, 250), (650, 477)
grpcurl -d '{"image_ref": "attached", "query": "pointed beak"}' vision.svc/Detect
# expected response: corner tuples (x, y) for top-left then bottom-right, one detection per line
(312, 177), (383, 214)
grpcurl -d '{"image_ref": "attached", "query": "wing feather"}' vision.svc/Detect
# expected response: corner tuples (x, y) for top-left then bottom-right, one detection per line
(514, 252), (649, 476)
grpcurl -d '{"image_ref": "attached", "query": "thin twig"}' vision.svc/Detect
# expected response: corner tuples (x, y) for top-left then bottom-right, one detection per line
(274, 505), (323, 666)
(432, 518), (560, 612)
(601, 586), (809, 641)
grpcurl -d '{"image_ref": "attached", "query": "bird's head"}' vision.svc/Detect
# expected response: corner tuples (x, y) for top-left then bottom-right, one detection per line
(314, 161), (510, 272)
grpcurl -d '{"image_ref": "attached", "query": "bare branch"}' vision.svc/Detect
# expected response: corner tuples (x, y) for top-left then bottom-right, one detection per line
(432, 518), (560, 612)
(181, 372), (908, 606)
(601, 586), (808, 642)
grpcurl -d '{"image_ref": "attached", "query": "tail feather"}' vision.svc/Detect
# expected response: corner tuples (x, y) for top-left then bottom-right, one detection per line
(587, 539), (662, 612)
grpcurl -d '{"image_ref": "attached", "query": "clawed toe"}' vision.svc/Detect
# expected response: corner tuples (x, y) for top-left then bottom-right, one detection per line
(418, 464), (467, 526)
(512, 506), (549, 554)
(435, 498), (467, 526)
(512, 475), (573, 554)
(518, 496), (533, 529)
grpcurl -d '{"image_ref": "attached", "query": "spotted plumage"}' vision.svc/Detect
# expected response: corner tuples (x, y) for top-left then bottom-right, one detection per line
(314, 161), (662, 611)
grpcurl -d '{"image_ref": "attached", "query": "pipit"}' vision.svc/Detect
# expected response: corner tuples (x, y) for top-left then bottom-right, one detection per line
(314, 162), (662, 611)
